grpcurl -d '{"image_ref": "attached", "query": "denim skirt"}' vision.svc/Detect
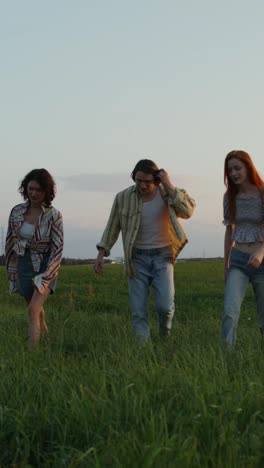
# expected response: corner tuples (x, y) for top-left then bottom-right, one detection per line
(17, 250), (57, 300)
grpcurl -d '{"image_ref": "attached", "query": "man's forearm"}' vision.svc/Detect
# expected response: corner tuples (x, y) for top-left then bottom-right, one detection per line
(170, 188), (196, 219)
(97, 247), (106, 257)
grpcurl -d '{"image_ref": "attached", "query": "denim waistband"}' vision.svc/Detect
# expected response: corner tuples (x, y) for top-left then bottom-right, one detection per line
(231, 247), (264, 261)
(231, 247), (251, 260)
(133, 245), (172, 256)
(230, 247), (264, 270)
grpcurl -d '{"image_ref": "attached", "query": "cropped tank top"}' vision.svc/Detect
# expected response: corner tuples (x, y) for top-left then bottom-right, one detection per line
(19, 222), (35, 240)
(223, 192), (264, 243)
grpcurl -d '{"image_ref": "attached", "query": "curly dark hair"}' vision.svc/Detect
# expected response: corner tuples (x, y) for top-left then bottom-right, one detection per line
(18, 168), (56, 207)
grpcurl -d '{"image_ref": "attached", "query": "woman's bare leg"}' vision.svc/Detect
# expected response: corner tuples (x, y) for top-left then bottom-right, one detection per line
(39, 307), (49, 337)
(27, 288), (50, 349)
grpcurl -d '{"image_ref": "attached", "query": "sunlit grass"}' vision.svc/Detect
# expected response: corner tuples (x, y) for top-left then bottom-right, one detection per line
(0, 263), (263, 467)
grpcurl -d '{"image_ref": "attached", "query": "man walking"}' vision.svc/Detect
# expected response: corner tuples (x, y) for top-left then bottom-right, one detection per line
(95, 159), (195, 341)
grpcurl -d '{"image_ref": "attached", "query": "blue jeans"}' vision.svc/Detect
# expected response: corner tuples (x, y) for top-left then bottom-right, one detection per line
(128, 246), (175, 340)
(221, 248), (264, 347)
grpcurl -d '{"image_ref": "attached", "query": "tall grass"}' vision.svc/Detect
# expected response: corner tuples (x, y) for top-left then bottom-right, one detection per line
(0, 262), (263, 467)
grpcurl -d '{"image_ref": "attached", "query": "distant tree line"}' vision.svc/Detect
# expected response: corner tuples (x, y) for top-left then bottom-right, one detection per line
(177, 257), (223, 262)
(61, 257), (113, 266)
(0, 256), (113, 267)
(0, 255), (223, 267)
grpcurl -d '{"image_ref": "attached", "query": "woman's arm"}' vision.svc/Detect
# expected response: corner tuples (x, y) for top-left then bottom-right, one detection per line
(5, 210), (18, 292)
(46, 210), (64, 274)
(224, 225), (234, 280)
(33, 210), (64, 293)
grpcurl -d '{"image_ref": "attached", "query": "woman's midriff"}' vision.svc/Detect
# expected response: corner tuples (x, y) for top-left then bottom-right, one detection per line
(235, 241), (264, 254)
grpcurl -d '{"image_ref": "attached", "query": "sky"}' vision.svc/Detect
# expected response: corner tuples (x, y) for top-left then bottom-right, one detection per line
(1, 0), (264, 259)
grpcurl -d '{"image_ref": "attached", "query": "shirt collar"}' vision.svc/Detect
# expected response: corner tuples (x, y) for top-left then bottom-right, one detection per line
(22, 200), (50, 214)
(132, 183), (167, 199)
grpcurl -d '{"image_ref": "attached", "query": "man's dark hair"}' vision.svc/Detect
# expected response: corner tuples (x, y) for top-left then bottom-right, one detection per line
(19, 168), (56, 207)
(131, 159), (159, 181)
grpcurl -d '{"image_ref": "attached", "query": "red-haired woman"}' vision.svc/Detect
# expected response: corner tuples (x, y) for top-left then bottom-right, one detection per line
(5, 169), (64, 349)
(222, 150), (264, 347)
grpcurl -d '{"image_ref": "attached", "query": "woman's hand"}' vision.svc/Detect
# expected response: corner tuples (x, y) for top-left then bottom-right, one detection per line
(247, 246), (264, 269)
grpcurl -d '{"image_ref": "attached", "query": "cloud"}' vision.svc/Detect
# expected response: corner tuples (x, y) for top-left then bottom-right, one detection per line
(1, 172), (226, 258)
(63, 225), (123, 258)
(58, 172), (225, 251)
(62, 219), (224, 260)
(59, 172), (225, 195)
(59, 173), (131, 192)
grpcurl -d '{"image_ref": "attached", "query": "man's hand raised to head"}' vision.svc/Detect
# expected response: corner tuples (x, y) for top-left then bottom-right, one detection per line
(157, 169), (176, 199)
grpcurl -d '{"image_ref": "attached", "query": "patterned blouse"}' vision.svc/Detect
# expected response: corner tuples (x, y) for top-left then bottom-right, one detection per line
(223, 192), (264, 243)
(5, 201), (64, 294)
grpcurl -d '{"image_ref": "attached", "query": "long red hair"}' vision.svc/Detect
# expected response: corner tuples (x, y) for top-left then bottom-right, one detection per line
(224, 150), (264, 223)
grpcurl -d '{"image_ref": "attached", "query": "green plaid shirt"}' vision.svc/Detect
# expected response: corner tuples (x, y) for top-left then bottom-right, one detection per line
(97, 184), (195, 276)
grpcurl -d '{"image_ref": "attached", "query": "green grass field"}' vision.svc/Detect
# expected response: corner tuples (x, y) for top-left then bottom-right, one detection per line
(0, 262), (263, 467)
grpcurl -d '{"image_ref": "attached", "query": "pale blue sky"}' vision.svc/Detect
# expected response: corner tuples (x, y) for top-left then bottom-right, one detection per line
(1, 1), (264, 258)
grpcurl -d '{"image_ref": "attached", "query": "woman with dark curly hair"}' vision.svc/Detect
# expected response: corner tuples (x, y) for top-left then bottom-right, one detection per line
(5, 168), (64, 349)
(221, 151), (264, 347)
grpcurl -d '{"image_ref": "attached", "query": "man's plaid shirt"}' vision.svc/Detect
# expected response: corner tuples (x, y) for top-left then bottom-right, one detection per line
(97, 184), (195, 276)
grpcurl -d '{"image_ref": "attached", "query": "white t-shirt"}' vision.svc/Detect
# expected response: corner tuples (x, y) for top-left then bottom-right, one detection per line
(134, 189), (171, 249)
